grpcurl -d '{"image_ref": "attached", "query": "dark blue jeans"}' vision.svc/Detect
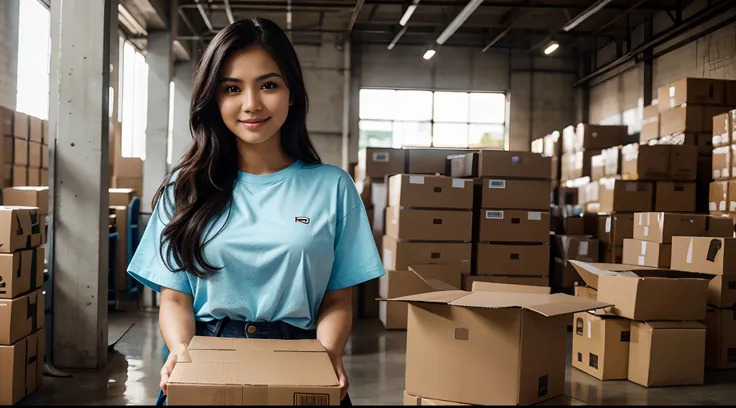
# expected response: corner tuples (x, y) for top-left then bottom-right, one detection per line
(156, 319), (352, 406)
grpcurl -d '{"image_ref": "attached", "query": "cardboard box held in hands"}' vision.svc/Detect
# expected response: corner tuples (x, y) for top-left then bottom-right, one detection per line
(166, 337), (341, 406)
(386, 287), (609, 405)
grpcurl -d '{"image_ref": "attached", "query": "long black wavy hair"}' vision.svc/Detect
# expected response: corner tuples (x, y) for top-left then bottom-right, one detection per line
(152, 17), (321, 278)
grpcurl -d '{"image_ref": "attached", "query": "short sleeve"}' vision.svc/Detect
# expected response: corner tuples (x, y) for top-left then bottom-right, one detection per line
(326, 177), (386, 291)
(127, 183), (193, 295)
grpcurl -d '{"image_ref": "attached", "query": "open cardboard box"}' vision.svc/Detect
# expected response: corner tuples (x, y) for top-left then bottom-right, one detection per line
(385, 286), (610, 405)
(569, 261), (712, 321)
(166, 337), (341, 406)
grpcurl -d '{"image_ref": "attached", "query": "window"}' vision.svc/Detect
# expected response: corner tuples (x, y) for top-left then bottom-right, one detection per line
(16, 0), (51, 120)
(120, 41), (148, 159)
(358, 89), (506, 150)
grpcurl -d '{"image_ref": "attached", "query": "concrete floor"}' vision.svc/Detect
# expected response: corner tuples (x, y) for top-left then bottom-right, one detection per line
(20, 308), (736, 406)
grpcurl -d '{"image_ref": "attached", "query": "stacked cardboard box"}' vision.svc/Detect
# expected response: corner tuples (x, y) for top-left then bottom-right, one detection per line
(670, 236), (736, 370)
(551, 235), (598, 289)
(379, 173), (472, 329)
(472, 150), (551, 288)
(710, 109), (736, 221)
(0, 206), (45, 405)
(570, 261), (711, 387)
(560, 124), (628, 185)
(390, 282), (609, 405)
(1, 187), (49, 246)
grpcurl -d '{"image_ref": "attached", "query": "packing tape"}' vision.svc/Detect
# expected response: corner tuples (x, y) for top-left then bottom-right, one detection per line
(647, 213), (651, 226)
(638, 256), (645, 266)
(605, 217), (612, 233)
(587, 321), (592, 339)
(644, 226), (649, 236)
(579, 241), (588, 256)
(641, 241), (647, 255)
(657, 213), (664, 231)
(562, 238), (570, 256)
(639, 214), (643, 226)
(382, 249), (393, 269)
(686, 238), (693, 264)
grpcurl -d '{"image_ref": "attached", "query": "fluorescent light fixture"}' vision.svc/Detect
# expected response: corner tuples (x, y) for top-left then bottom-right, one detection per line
(400, 4), (417, 26)
(423, 49), (436, 60)
(544, 42), (559, 55)
(436, 0), (484, 45)
(563, 0), (613, 32)
(388, 26), (409, 50)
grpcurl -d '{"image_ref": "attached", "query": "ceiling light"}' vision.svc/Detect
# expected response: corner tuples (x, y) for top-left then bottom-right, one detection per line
(400, 0), (420, 26)
(436, 0), (484, 45)
(423, 49), (436, 60)
(388, 26), (409, 50)
(544, 42), (559, 55)
(563, 0), (613, 32)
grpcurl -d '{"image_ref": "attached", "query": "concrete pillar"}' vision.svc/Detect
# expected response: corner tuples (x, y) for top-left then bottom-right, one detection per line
(49, 0), (115, 369)
(170, 61), (193, 167)
(142, 30), (172, 214)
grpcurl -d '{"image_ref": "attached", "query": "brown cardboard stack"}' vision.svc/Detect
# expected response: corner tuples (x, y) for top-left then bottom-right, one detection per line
(560, 124), (628, 184)
(473, 150), (551, 288)
(0, 206), (45, 405)
(670, 236), (736, 370)
(570, 261), (711, 387)
(551, 235), (598, 289)
(597, 214), (634, 264)
(710, 109), (736, 221)
(379, 173), (473, 329)
(387, 283), (609, 405)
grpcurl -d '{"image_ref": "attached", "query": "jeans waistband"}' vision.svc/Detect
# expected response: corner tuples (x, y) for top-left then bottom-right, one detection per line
(196, 318), (317, 340)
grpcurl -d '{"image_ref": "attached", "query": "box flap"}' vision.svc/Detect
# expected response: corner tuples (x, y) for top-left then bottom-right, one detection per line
(643, 321), (706, 330)
(569, 261), (657, 289)
(471, 281), (551, 294)
(407, 266), (461, 291)
(188, 336), (235, 351)
(388, 290), (468, 304)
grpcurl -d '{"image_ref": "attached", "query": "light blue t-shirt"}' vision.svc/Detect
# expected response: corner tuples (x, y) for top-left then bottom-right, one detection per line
(127, 160), (385, 330)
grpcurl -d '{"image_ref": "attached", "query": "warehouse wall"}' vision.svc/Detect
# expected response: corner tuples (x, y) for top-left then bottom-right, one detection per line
(588, 1), (736, 129)
(358, 44), (577, 151)
(0, 0), (19, 109)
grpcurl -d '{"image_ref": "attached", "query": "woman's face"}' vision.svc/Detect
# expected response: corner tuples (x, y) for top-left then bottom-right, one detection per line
(217, 46), (291, 145)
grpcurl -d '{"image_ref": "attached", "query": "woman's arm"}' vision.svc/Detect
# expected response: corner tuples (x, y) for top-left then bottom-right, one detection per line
(316, 287), (353, 400)
(158, 287), (196, 394)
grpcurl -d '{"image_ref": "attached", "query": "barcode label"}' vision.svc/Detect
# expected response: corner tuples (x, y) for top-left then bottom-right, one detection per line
(372, 152), (389, 162)
(488, 179), (506, 189)
(294, 393), (330, 406)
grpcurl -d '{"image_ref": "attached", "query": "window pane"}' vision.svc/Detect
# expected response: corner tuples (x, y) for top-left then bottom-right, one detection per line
(394, 121), (431, 147)
(433, 92), (469, 122)
(469, 124), (505, 148)
(433, 123), (468, 147)
(359, 120), (393, 148)
(469, 92), (506, 123)
(359, 89), (396, 120)
(395, 90), (433, 121)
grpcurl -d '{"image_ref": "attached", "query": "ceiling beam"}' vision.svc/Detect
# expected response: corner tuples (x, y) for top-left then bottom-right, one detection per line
(197, 1), (679, 10)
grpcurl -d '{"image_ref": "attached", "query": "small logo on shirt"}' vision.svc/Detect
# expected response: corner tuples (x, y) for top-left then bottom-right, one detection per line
(295, 216), (310, 225)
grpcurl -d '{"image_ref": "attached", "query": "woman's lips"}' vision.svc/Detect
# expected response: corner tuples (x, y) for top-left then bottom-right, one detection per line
(240, 118), (270, 129)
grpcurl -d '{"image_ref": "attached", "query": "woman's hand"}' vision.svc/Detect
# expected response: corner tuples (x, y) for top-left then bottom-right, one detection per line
(159, 341), (190, 395)
(331, 355), (350, 400)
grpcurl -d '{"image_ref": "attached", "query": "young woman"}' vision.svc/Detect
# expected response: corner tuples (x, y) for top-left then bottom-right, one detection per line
(127, 17), (384, 406)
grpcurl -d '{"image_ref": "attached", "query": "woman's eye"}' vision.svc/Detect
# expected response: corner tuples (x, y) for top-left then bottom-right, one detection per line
(262, 82), (278, 90)
(225, 86), (240, 93)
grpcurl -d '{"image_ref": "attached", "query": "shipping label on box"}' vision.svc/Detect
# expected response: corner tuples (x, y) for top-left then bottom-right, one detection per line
(481, 178), (550, 210)
(477, 150), (551, 179)
(572, 311), (630, 381)
(0, 288), (44, 345)
(167, 337), (341, 406)
(388, 290), (609, 405)
(622, 239), (671, 268)
(385, 207), (472, 242)
(476, 243), (550, 276)
(388, 174), (473, 209)
(479, 210), (550, 243)
(0, 207), (41, 253)
(0, 327), (44, 406)
(628, 321), (706, 387)
(671, 237), (736, 276)
(705, 307), (736, 370)
(381, 235), (471, 270)
(711, 181), (729, 212)
(633, 213), (707, 244)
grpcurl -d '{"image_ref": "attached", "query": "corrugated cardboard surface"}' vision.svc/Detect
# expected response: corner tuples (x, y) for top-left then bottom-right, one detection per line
(574, 286), (598, 300)
(478, 210), (550, 243)
(598, 179), (653, 214)
(462, 274), (549, 290)
(575, 124), (629, 151)
(600, 245), (623, 264)
(598, 214), (634, 246)
(409, 264), (468, 291)
(658, 78), (727, 110)
(0, 327), (44, 406)
(385, 207), (472, 242)
(477, 151), (551, 179)
(167, 337), (340, 406)
(654, 182), (696, 212)
(481, 179), (550, 210)
(671, 237), (736, 276)
(395, 291), (608, 405)
(0, 207), (41, 253)
(710, 181), (729, 212)
(0, 249), (41, 299)
(406, 149), (467, 175)
(471, 281), (551, 294)
(402, 391), (470, 406)
(641, 105), (660, 143)
(552, 258), (584, 288)
(621, 144), (669, 180)
(728, 181), (736, 213)
(109, 188), (135, 207)
(633, 213), (707, 244)
(381, 235), (471, 270)
(476, 244), (550, 276)
(0, 288), (44, 345)
(705, 307), (736, 370)
(712, 146), (731, 179)
(378, 270), (426, 330)
(571, 311), (630, 381)
(622, 239), (671, 268)
(388, 175), (473, 209)
(628, 321), (705, 387)
(2, 187), (48, 215)
(357, 148), (405, 180)
(448, 153), (477, 179)
(707, 275), (736, 308)
(708, 214), (736, 238)
(565, 217), (585, 235)
(570, 261), (709, 321)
